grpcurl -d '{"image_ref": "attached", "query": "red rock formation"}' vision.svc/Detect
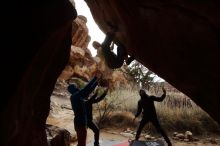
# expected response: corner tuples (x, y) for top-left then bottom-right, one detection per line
(59, 15), (97, 81)
(61, 15), (98, 83)
(72, 15), (91, 49)
(46, 124), (71, 146)
(59, 15), (129, 89)
(85, 0), (220, 123)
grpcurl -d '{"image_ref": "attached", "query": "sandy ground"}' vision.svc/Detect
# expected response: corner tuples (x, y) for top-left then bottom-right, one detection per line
(47, 96), (220, 146)
(70, 128), (220, 146)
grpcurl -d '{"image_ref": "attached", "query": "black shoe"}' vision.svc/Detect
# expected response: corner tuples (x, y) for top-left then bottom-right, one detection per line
(94, 142), (99, 146)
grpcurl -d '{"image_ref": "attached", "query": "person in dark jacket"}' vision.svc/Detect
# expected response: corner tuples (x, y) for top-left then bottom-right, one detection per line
(134, 88), (172, 146)
(68, 76), (98, 146)
(85, 88), (108, 146)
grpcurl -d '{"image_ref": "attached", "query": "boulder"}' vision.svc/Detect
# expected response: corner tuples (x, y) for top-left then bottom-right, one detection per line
(176, 133), (185, 140)
(185, 131), (193, 140)
(85, 0), (220, 124)
(46, 124), (71, 146)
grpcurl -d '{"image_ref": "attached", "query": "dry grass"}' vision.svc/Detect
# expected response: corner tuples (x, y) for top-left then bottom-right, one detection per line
(96, 111), (137, 129)
(94, 89), (220, 135)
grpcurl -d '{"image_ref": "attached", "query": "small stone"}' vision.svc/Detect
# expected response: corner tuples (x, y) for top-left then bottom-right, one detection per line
(173, 132), (178, 137)
(131, 131), (136, 135)
(172, 136), (179, 140)
(208, 138), (217, 144)
(145, 134), (151, 140)
(120, 132), (134, 138)
(176, 133), (185, 139)
(124, 128), (132, 133)
(185, 131), (193, 140)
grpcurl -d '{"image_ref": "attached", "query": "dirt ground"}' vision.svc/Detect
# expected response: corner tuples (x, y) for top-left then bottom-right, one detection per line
(48, 96), (220, 146)
(68, 127), (220, 146)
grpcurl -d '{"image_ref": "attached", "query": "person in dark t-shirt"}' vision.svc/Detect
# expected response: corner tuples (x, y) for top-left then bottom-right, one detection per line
(134, 87), (172, 146)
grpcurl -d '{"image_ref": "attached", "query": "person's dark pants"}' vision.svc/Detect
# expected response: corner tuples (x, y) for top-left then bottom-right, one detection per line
(87, 120), (100, 146)
(135, 117), (172, 146)
(74, 124), (87, 146)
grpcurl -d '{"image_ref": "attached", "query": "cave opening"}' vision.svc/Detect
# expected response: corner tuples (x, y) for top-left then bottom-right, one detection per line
(45, 1), (220, 145)
(3, 0), (220, 145)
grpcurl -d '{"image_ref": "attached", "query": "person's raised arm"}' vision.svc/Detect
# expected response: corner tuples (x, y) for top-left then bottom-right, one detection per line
(93, 88), (108, 103)
(80, 76), (98, 98)
(152, 87), (166, 102)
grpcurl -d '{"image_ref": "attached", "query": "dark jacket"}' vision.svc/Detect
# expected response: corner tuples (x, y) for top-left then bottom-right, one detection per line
(135, 92), (166, 119)
(68, 76), (98, 126)
(85, 91), (107, 122)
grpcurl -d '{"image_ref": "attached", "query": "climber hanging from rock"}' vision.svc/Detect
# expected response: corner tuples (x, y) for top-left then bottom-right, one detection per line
(93, 23), (134, 69)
